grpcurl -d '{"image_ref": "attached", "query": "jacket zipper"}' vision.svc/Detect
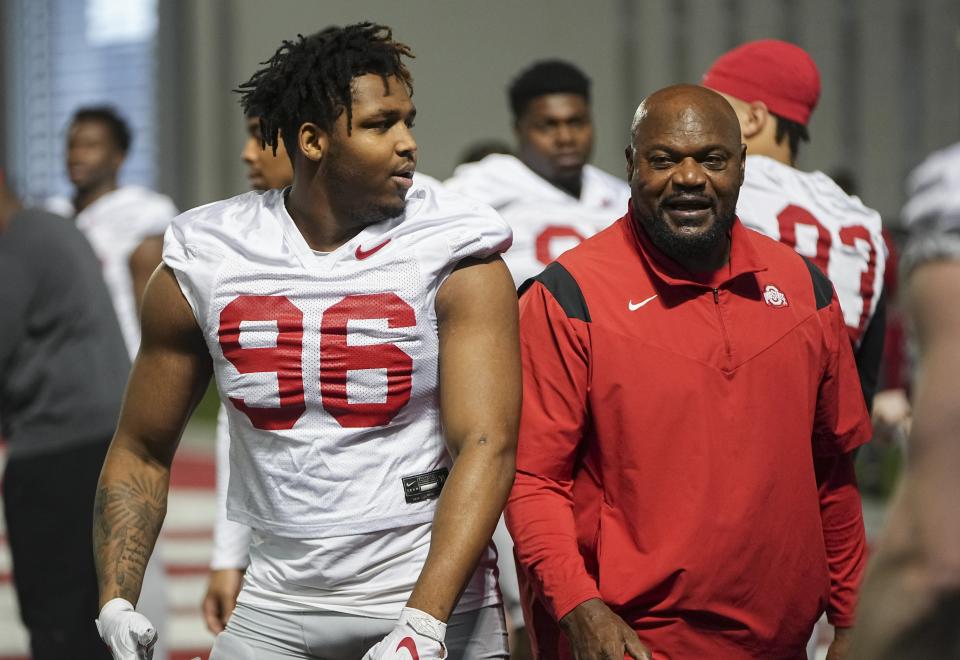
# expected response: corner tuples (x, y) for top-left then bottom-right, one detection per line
(713, 288), (732, 362)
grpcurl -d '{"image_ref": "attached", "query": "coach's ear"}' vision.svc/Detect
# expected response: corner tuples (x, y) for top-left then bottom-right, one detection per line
(297, 122), (327, 163)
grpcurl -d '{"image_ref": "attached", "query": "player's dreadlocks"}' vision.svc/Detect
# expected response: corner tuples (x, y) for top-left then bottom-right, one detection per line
(236, 22), (414, 159)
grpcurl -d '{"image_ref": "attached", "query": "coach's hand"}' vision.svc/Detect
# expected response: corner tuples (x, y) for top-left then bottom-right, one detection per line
(362, 607), (447, 659)
(96, 598), (158, 660)
(202, 568), (244, 633)
(560, 598), (652, 660)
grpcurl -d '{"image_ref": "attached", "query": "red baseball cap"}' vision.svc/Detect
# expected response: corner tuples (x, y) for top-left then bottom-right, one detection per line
(702, 39), (820, 126)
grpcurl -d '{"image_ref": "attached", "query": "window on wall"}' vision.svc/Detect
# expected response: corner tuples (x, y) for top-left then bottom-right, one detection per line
(6, 0), (158, 204)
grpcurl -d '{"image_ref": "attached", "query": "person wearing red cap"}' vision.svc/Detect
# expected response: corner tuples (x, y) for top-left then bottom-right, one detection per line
(506, 84), (871, 660)
(702, 39), (886, 392)
(703, 39), (887, 658)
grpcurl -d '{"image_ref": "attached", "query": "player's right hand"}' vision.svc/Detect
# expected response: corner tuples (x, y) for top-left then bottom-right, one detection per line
(362, 607), (447, 659)
(202, 568), (244, 633)
(560, 598), (652, 660)
(95, 598), (158, 660)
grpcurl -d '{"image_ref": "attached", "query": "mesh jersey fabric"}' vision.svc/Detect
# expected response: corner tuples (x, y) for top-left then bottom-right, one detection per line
(736, 155), (885, 348)
(445, 153), (629, 286)
(163, 181), (511, 538)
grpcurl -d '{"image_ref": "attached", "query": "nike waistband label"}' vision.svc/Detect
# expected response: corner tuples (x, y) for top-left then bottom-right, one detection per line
(402, 468), (449, 504)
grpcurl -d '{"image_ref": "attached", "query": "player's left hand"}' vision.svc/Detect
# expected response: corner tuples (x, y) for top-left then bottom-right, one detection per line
(202, 568), (245, 633)
(95, 598), (158, 660)
(362, 607), (447, 659)
(825, 626), (852, 660)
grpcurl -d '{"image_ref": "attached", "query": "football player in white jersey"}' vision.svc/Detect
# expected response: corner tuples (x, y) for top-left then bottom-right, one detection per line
(446, 60), (630, 287)
(93, 23), (519, 660)
(203, 115), (449, 637)
(46, 106), (179, 359)
(45, 105), (173, 660)
(240, 113), (296, 192)
(201, 114), (295, 635)
(850, 142), (960, 659)
(703, 40), (886, 408)
(703, 40), (887, 659)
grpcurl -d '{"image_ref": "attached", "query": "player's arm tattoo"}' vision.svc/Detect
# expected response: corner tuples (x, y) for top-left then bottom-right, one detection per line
(93, 472), (167, 603)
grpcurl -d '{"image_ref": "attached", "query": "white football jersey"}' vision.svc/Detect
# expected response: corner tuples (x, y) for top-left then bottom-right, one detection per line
(737, 155), (886, 346)
(446, 153), (629, 286)
(46, 185), (178, 357)
(163, 181), (512, 538)
(206, 175), (450, 573)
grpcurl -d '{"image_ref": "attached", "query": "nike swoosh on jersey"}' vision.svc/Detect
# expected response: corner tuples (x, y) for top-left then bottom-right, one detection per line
(628, 294), (658, 311)
(396, 636), (420, 660)
(355, 239), (391, 260)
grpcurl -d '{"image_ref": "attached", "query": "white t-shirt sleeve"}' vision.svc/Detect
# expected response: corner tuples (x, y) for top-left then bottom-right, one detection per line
(210, 405), (251, 570)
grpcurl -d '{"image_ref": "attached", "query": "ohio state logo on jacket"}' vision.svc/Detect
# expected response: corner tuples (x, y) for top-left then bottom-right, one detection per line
(763, 284), (789, 307)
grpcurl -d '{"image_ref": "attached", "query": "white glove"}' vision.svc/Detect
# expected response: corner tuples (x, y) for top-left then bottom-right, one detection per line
(95, 598), (158, 660)
(363, 607), (447, 659)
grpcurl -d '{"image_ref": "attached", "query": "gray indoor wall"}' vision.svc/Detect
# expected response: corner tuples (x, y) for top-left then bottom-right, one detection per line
(0, 0), (8, 172)
(157, 0), (960, 221)
(158, 0), (631, 209)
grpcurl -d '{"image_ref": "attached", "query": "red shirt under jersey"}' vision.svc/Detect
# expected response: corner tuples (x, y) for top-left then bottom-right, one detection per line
(506, 211), (871, 659)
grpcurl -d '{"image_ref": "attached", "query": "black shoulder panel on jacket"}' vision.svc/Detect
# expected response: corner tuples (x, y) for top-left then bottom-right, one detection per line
(802, 257), (833, 310)
(518, 262), (591, 322)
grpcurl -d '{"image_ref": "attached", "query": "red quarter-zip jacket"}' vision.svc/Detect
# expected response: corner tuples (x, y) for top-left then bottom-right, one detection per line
(506, 210), (871, 659)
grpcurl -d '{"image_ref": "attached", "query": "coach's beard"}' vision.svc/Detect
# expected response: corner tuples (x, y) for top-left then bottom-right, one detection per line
(639, 206), (736, 269)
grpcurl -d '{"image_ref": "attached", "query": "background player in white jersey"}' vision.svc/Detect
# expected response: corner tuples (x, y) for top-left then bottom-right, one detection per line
(703, 40), (887, 659)
(240, 113), (295, 193)
(93, 23), (520, 660)
(703, 40), (886, 409)
(446, 60), (629, 286)
(201, 113), (295, 635)
(849, 142), (960, 659)
(46, 106), (179, 358)
(45, 105), (173, 660)
(447, 65), (626, 654)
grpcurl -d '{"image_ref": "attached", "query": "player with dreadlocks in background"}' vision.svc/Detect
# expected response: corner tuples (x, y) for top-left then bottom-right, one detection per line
(703, 41), (886, 408)
(92, 23), (519, 660)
